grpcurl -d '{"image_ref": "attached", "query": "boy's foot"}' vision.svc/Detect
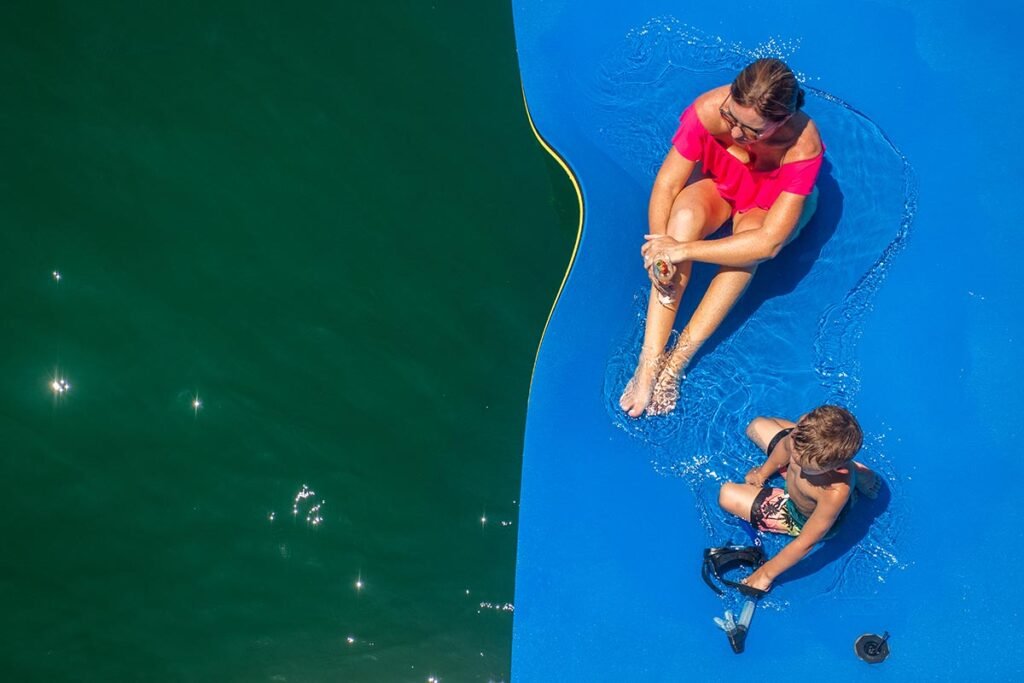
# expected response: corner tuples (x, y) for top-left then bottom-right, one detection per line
(646, 364), (683, 416)
(853, 463), (881, 499)
(619, 353), (663, 418)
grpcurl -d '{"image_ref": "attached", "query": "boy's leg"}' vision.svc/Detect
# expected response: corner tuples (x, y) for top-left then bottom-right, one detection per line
(718, 482), (762, 522)
(745, 416), (797, 454)
(719, 482), (800, 536)
(853, 461), (882, 499)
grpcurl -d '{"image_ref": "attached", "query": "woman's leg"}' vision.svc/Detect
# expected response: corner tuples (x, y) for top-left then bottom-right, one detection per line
(620, 179), (731, 417)
(647, 208), (767, 415)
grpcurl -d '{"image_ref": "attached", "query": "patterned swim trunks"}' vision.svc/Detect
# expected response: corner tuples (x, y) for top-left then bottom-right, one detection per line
(750, 487), (803, 537)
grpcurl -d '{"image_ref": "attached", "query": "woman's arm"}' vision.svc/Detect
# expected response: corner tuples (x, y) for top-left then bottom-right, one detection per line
(648, 148), (696, 235)
(644, 190), (807, 267)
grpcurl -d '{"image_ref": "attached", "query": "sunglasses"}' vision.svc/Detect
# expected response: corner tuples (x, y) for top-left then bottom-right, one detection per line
(719, 94), (788, 141)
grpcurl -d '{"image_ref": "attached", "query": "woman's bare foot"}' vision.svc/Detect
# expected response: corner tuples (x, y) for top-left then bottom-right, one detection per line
(619, 351), (663, 418)
(645, 332), (696, 416)
(646, 364), (683, 415)
(853, 462), (881, 499)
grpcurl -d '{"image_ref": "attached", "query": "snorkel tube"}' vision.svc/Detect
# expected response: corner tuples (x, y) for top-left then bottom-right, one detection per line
(711, 600), (756, 654)
(705, 522), (767, 653)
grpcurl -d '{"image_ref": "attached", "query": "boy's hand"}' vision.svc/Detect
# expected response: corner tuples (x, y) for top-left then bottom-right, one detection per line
(744, 468), (766, 487)
(743, 567), (773, 592)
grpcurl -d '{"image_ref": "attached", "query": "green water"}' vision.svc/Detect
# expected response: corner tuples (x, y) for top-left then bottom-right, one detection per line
(0, 2), (576, 680)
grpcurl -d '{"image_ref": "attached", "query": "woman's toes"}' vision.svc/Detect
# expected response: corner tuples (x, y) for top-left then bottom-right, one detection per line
(618, 378), (637, 411)
(619, 368), (658, 417)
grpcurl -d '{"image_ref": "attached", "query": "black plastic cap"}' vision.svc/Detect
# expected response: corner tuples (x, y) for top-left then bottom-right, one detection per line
(854, 632), (890, 664)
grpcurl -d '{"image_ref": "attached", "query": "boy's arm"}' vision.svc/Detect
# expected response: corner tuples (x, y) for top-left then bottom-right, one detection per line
(743, 417), (796, 486)
(744, 443), (792, 486)
(743, 491), (848, 591)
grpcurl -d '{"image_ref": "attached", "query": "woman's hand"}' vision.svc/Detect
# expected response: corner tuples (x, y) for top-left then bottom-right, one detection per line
(642, 234), (687, 266)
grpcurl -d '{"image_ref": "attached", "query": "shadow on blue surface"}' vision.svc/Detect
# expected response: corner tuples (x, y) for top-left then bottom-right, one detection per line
(690, 159), (845, 370)
(780, 475), (892, 587)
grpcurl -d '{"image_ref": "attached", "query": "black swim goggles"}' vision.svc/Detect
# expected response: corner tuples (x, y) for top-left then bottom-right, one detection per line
(701, 544), (769, 598)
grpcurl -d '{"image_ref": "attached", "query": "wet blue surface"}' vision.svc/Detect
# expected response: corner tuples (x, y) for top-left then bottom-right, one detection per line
(512, 0), (1024, 679)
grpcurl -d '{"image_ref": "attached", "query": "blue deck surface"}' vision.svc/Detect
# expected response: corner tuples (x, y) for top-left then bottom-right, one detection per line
(511, 1), (1024, 680)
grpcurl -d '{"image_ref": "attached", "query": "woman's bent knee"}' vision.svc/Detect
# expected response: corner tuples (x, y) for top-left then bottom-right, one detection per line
(666, 205), (705, 240)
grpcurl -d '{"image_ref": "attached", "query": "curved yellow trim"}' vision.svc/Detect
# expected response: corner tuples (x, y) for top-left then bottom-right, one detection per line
(521, 87), (584, 374)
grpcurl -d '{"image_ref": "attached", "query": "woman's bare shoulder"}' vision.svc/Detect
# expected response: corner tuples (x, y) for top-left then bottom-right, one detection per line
(691, 85), (731, 134)
(786, 117), (823, 162)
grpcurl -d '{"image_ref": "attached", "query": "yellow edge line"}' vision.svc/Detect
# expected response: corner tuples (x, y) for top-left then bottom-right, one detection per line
(522, 86), (584, 379)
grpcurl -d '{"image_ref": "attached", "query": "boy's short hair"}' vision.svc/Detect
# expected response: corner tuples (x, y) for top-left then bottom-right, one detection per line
(792, 405), (862, 470)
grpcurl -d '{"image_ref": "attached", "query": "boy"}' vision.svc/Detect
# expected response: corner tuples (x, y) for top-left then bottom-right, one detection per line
(718, 405), (880, 592)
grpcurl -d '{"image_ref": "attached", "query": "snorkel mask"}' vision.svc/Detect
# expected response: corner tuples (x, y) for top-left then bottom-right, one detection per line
(701, 544), (768, 598)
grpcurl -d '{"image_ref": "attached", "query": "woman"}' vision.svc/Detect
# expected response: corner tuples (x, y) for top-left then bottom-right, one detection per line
(620, 58), (824, 417)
